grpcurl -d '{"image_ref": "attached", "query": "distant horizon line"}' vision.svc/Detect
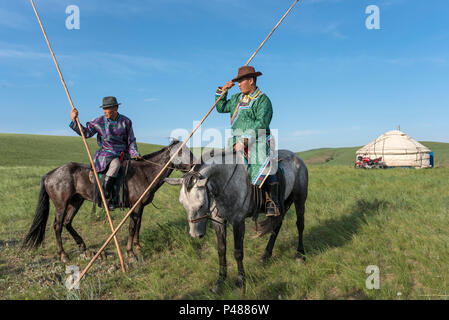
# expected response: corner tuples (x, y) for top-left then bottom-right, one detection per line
(1, 132), (446, 153)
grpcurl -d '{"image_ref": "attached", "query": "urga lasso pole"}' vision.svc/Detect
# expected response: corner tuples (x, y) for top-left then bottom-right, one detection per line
(70, 0), (300, 291)
(29, 0), (126, 273)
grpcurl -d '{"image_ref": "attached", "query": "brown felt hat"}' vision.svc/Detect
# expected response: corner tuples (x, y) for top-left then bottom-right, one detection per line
(232, 66), (263, 82)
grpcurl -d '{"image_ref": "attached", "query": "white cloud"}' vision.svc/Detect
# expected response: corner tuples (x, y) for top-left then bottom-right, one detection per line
(0, 48), (49, 60)
(0, 42), (186, 77)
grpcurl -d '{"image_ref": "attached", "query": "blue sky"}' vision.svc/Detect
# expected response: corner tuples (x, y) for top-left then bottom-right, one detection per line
(1, 0), (448, 151)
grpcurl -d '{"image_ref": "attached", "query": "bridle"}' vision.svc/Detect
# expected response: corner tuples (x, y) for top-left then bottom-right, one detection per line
(187, 185), (224, 225)
(186, 164), (238, 226)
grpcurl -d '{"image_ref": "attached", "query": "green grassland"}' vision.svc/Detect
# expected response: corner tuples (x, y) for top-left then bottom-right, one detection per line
(1, 133), (449, 300)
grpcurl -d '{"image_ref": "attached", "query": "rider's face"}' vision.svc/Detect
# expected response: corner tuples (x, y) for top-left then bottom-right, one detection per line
(238, 77), (255, 95)
(103, 106), (118, 120)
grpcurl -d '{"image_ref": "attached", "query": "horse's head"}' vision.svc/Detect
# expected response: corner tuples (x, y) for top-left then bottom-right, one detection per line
(165, 169), (214, 239)
(165, 152), (245, 239)
(168, 139), (197, 172)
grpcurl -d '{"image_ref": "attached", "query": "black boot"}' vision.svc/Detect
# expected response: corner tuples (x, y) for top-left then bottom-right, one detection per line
(103, 176), (116, 209)
(266, 182), (281, 217)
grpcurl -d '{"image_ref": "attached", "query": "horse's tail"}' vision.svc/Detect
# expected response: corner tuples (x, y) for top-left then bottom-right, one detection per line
(22, 175), (50, 249)
(256, 216), (283, 237)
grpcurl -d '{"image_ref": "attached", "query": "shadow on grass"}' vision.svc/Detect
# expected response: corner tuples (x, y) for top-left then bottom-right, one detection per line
(277, 198), (390, 257)
(303, 198), (389, 256)
(140, 217), (204, 259)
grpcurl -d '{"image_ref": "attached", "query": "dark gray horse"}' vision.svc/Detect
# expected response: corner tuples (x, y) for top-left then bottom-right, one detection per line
(165, 149), (308, 293)
(23, 139), (194, 263)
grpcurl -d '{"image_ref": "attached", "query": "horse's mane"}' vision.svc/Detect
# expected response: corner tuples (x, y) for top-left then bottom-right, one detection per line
(142, 139), (179, 160)
(181, 150), (243, 192)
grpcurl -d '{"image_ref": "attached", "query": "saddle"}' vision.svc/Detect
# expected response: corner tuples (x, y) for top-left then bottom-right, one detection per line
(90, 161), (131, 213)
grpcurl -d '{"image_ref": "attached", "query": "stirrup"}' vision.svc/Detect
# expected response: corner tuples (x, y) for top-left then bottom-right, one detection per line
(100, 199), (116, 211)
(265, 193), (280, 217)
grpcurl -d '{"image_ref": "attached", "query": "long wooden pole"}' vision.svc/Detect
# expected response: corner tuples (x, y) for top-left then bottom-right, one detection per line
(70, 0), (300, 290)
(30, 0), (126, 273)
(245, 0), (299, 66)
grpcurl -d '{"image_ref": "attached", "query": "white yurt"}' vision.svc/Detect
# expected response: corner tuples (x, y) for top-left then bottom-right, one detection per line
(356, 130), (432, 168)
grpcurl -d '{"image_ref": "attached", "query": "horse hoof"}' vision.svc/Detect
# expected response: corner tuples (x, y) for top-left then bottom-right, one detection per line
(295, 253), (306, 264)
(127, 252), (138, 263)
(79, 250), (93, 260)
(60, 253), (70, 263)
(235, 274), (246, 289)
(134, 245), (142, 254)
(260, 252), (271, 265)
(211, 282), (222, 295)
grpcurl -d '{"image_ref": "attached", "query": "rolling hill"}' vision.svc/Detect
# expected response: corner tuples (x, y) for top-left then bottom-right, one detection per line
(1, 133), (449, 167)
(0, 133), (164, 168)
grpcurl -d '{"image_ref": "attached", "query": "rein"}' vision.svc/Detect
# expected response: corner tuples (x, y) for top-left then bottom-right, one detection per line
(187, 186), (223, 225)
(140, 157), (191, 173)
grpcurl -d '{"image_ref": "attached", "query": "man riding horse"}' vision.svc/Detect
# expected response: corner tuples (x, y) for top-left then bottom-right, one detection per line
(216, 66), (280, 217)
(70, 96), (142, 208)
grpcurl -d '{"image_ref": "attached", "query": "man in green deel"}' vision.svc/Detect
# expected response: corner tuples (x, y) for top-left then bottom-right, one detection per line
(215, 66), (280, 217)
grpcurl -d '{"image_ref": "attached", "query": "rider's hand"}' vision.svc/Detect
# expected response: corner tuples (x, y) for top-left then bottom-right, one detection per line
(132, 155), (142, 161)
(221, 80), (235, 92)
(71, 108), (78, 121)
(234, 141), (245, 153)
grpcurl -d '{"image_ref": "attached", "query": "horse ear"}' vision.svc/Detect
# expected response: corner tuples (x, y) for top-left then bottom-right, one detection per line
(196, 178), (208, 188)
(168, 137), (180, 146)
(164, 178), (183, 185)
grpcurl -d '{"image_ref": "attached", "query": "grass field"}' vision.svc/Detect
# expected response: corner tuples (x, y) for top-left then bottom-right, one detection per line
(1, 133), (449, 300)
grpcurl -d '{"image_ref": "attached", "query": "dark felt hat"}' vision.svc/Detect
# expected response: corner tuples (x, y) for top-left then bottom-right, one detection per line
(232, 66), (263, 82)
(99, 96), (121, 108)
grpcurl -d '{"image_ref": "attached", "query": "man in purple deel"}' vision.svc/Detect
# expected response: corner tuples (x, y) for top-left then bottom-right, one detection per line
(70, 96), (142, 199)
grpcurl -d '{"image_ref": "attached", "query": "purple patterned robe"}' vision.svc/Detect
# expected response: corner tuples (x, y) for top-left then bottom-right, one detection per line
(69, 113), (140, 173)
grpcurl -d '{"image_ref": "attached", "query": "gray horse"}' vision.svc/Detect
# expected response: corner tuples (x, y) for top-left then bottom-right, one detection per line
(165, 149), (308, 293)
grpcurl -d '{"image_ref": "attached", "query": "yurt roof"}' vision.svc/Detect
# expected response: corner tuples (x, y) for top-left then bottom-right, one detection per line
(357, 130), (431, 155)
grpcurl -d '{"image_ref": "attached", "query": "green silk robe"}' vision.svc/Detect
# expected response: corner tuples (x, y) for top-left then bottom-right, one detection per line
(215, 87), (274, 186)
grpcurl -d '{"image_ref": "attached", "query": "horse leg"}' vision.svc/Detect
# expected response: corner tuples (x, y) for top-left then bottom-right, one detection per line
(63, 195), (89, 256)
(232, 220), (246, 290)
(53, 204), (69, 263)
(132, 208), (144, 254)
(260, 220), (284, 263)
(126, 206), (141, 262)
(294, 198), (306, 263)
(260, 191), (293, 263)
(212, 221), (227, 294)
